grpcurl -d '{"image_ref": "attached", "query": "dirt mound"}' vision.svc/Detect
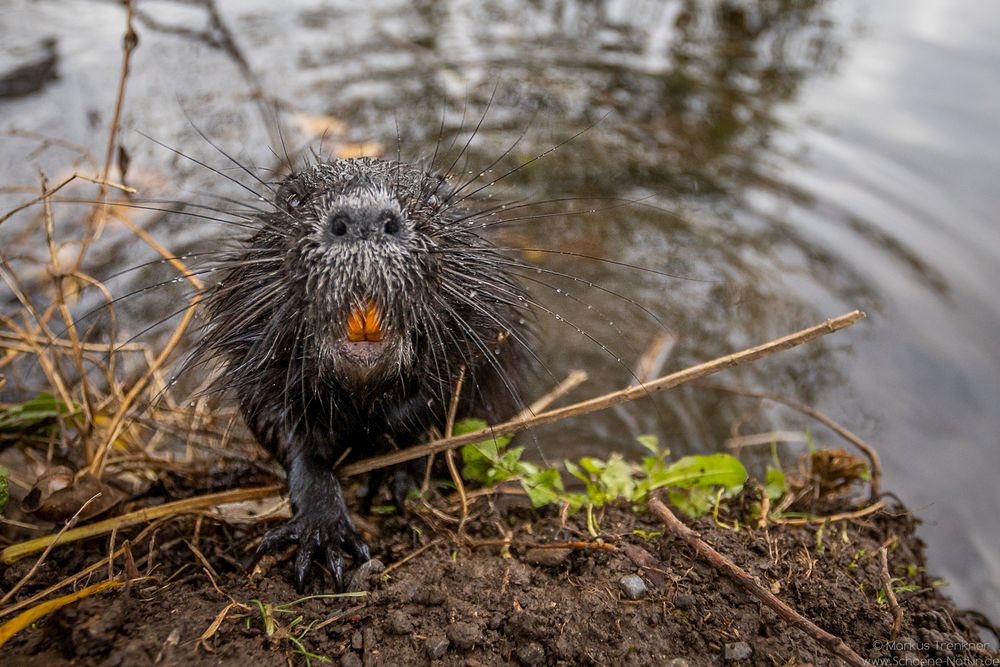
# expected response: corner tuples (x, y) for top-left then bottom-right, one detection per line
(3, 486), (995, 666)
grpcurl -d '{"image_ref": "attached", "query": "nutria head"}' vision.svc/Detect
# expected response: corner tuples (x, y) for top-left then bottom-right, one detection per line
(197, 157), (526, 402)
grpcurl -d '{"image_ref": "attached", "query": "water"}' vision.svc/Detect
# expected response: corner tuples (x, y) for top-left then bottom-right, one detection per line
(1, 0), (997, 617)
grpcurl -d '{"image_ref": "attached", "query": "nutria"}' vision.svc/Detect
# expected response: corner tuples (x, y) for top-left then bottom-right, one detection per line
(194, 157), (529, 591)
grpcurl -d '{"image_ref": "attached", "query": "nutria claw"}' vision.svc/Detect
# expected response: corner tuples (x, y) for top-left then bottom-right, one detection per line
(255, 509), (370, 593)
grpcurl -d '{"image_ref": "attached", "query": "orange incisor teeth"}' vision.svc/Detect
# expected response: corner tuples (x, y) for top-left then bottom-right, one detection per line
(347, 302), (383, 342)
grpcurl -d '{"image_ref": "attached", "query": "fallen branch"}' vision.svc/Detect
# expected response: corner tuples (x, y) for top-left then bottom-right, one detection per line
(340, 310), (866, 477)
(649, 496), (868, 667)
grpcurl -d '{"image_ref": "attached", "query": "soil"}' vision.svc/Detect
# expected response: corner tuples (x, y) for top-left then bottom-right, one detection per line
(1, 480), (997, 666)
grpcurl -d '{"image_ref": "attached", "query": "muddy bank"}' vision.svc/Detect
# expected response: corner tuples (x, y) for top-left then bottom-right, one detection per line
(3, 484), (995, 666)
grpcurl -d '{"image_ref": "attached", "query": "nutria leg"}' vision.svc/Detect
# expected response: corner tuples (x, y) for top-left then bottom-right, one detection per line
(254, 451), (369, 592)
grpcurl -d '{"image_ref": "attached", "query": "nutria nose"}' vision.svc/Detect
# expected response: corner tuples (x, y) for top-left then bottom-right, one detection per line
(329, 208), (402, 240)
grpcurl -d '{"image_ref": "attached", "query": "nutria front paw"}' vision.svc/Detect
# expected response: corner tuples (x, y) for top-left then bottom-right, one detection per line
(255, 506), (370, 592)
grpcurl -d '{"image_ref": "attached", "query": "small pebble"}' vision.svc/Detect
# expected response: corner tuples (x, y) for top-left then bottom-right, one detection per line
(524, 548), (571, 567)
(425, 635), (450, 660)
(724, 641), (752, 661)
(351, 631), (363, 650)
(665, 659), (690, 667)
(618, 574), (648, 600)
(515, 641), (546, 666)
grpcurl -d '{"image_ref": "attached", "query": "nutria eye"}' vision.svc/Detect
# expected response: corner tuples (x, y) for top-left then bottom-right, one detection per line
(382, 211), (401, 235)
(330, 212), (349, 236)
(287, 194), (301, 209)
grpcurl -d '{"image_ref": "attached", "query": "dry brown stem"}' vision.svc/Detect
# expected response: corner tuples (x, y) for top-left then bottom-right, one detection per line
(513, 369), (587, 421)
(76, 0), (138, 265)
(648, 496), (868, 667)
(444, 367), (469, 532)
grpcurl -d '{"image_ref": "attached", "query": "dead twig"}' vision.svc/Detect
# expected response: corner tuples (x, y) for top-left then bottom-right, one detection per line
(341, 311), (866, 477)
(88, 211), (204, 476)
(649, 496), (868, 667)
(0, 510), (175, 624)
(74, 0), (138, 264)
(513, 369), (587, 421)
(313, 603), (368, 632)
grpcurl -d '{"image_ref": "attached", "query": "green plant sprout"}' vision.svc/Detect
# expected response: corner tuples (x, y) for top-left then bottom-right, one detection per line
(0, 392), (79, 434)
(456, 419), (747, 519)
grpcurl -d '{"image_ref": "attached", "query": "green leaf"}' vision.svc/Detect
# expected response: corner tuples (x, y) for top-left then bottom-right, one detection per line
(641, 456), (662, 476)
(460, 442), (496, 484)
(457, 418), (519, 484)
(668, 486), (716, 517)
(563, 459), (587, 484)
(631, 529), (663, 540)
(0, 393), (77, 433)
(647, 454), (747, 492)
(578, 456), (605, 476)
(521, 468), (565, 508)
(453, 418), (487, 436)
(764, 466), (786, 500)
(597, 454), (634, 502)
(498, 446), (526, 473)
(635, 435), (661, 455)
